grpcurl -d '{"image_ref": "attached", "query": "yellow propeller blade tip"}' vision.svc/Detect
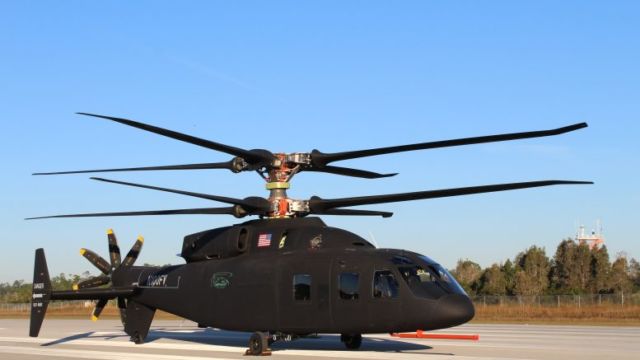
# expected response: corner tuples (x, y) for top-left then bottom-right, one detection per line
(72, 284), (79, 291)
(137, 235), (144, 243)
(79, 248), (86, 256)
(91, 315), (98, 322)
(107, 229), (114, 235)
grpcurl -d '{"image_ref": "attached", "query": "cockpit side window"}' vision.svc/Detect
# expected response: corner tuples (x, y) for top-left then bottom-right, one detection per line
(373, 270), (399, 299)
(432, 263), (467, 295)
(395, 255), (467, 297)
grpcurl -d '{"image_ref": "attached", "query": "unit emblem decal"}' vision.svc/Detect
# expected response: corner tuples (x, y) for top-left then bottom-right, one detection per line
(211, 272), (233, 289)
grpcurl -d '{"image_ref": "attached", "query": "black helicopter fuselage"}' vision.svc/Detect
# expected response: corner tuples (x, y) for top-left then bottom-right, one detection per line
(112, 217), (473, 335)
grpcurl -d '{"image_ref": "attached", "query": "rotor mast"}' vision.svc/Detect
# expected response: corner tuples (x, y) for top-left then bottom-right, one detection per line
(258, 153), (311, 219)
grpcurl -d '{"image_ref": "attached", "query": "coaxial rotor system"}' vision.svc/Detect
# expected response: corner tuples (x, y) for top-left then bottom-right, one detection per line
(29, 113), (592, 220)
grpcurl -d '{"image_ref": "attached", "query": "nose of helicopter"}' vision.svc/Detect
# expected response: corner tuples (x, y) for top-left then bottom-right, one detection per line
(429, 294), (475, 329)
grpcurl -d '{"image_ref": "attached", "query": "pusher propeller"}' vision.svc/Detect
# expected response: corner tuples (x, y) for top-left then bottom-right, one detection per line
(71, 229), (144, 323)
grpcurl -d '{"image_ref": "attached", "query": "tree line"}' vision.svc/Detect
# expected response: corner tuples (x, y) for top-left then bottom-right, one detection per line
(0, 272), (92, 303)
(451, 239), (640, 296)
(1, 263), (167, 303)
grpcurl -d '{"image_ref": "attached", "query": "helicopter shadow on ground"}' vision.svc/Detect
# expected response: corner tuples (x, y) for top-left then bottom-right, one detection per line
(143, 328), (446, 354)
(41, 327), (450, 354)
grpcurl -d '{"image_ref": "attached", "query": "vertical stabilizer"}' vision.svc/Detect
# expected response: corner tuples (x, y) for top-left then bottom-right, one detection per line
(29, 248), (51, 337)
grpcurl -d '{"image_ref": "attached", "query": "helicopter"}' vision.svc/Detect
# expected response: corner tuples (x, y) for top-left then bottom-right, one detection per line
(28, 113), (591, 355)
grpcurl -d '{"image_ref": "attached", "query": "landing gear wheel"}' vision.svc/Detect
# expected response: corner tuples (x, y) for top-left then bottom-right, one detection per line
(130, 332), (144, 345)
(246, 331), (271, 356)
(340, 333), (362, 350)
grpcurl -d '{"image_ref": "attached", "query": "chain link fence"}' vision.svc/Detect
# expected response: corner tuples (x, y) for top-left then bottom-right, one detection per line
(0, 301), (94, 313)
(471, 293), (640, 307)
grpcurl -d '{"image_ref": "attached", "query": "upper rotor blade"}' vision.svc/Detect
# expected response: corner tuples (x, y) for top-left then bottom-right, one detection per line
(25, 207), (238, 220)
(311, 123), (588, 166)
(76, 112), (273, 164)
(90, 177), (264, 209)
(309, 180), (593, 212)
(317, 209), (393, 217)
(33, 161), (235, 176)
(305, 165), (397, 179)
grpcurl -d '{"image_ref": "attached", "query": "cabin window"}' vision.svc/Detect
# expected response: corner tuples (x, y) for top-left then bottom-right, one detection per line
(293, 274), (312, 301)
(373, 270), (399, 299)
(339, 272), (359, 300)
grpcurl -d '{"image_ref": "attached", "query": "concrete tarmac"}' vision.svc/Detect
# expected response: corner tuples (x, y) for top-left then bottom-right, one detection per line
(0, 319), (638, 360)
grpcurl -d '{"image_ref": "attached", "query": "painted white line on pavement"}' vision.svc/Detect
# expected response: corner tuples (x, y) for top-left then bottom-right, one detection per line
(0, 345), (236, 360)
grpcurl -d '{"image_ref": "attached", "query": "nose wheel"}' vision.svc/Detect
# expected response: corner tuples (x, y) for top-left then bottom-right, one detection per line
(340, 333), (362, 349)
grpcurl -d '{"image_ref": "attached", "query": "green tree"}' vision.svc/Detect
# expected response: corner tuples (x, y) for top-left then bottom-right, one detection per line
(573, 243), (592, 292)
(451, 259), (482, 295)
(629, 258), (640, 292)
(478, 263), (507, 295)
(513, 246), (550, 296)
(589, 245), (610, 294)
(501, 259), (516, 295)
(550, 239), (576, 293)
(609, 255), (632, 294)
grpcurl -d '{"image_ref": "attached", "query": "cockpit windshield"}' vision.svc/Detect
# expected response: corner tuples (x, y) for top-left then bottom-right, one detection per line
(392, 255), (467, 298)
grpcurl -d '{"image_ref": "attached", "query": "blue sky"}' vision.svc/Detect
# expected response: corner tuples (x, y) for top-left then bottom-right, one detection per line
(1, 1), (638, 282)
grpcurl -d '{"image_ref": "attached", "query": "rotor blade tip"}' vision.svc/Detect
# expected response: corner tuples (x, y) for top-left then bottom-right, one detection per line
(79, 248), (86, 255)
(91, 315), (98, 322)
(72, 284), (79, 291)
(107, 229), (114, 235)
(137, 235), (144, 243)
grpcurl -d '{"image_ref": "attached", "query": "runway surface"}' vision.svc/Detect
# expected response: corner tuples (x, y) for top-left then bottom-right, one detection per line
(0, 319), (638, 360)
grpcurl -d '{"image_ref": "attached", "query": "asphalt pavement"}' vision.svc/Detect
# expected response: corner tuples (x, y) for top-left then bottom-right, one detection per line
(0, 319), (638, 360)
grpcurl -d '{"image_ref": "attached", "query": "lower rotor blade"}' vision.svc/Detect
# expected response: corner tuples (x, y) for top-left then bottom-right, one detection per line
(79, 248), (111, 275)
(309, 180), (593, 212)
(92, 298), (108, 321)
(75, 275), (110, 290)
(305, 165), (397, 179)
(90, 177), (254, 207)
(26, 207), (238, 220)
(33, 161), (235, 176)
(121, 236), (143, 267)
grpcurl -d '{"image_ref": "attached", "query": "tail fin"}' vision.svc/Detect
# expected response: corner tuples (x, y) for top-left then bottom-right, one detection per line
(30, 248), (51, 337)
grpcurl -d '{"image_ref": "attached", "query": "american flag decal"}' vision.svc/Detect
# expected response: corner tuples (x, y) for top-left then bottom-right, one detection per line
(257, 233), (272, 247)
